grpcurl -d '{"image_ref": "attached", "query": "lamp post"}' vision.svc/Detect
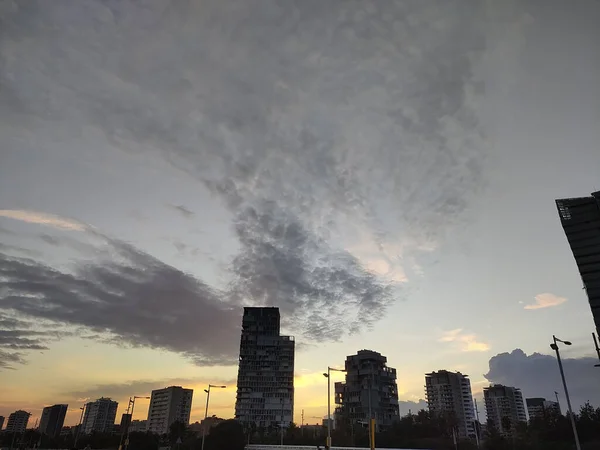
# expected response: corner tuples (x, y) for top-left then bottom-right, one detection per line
(323, 366), (346, 449)
(124, 396), (150, 450)
(550, 335), (581, 450)
(201, 385), (226, 450)
(74, 404), (85, 448)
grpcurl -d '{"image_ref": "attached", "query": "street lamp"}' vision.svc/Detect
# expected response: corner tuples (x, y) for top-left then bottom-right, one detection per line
(73, 404), (85, 448)
(123, 396), (150, 450)
(323, 366), (346, 449)
(550, 335), (581, 450)
(201, 384), (226, 450)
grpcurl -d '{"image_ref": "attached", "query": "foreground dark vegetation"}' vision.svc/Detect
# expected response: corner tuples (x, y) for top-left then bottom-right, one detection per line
(2, 403), (600, 450)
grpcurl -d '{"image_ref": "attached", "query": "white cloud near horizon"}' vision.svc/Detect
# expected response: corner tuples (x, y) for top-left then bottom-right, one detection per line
(439, 328), (490, 352)
(524, 293), (567, 310)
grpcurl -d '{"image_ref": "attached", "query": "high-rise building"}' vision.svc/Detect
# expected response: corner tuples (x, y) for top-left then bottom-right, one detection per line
(526, 398), (560, 421)
(484, 385), (526, 435)
(425, 370), (477, 439)
(556, 191), (600, 334)
(147, 386), (193, 435)
(39, 404), (68, 438)
(6, 410), (31, 433)
(81, 398), (118, 434)
(128, 420), (148, 433)
(0, 416), (5, 431)
(235, 307), (295, 428)
(334, 350), (399, 431)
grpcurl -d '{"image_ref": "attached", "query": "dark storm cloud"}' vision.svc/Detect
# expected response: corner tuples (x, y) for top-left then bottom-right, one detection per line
(0, 1), (498, 363)
(232, 201), (393, 339)
(0, 237), (241, 368)
(484, 349), (600, 410)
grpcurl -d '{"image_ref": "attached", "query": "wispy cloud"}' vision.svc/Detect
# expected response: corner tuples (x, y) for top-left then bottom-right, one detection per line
(0, 210), (86, 231)
(168, 204), (194, 219)
(439, 328), (490, 352)
(524, 293), (567, 310)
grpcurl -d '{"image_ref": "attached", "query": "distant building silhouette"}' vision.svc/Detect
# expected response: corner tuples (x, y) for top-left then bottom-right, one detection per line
(81, 398), (118, 434)
(556, 191), (600, 334)
(484, 385), (526, 435)
(6, 410), (31, 434)
(39, 404), (68, 438)
(425, 370), (476, 439)
(128, 420), (147, 433)
(147, 386), (193, 435)
(235, 307), (295, 428)
(0, 416), (4, 431)
(334, 350), (399, 431)
(526, 397), (560, 421)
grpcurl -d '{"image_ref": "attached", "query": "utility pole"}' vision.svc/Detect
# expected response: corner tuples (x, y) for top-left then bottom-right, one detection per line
(474, 398), (481, 448)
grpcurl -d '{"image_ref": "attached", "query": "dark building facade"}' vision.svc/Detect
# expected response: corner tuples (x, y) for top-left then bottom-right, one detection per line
(425, 370), (476, 439)
(39, 404), (68, 438)
(556, 191), (600, 334)
(235, 307), (295, 428)
(526, 397), (560, 421)
(334, 350), (399, 431)
(484, 385), (526, 436)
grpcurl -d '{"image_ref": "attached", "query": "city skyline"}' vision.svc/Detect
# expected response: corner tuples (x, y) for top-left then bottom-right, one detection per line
(1, 0), (600, 437)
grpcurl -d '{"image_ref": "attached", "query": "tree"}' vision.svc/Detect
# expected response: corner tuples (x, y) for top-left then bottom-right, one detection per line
(204, 420), (245, 450)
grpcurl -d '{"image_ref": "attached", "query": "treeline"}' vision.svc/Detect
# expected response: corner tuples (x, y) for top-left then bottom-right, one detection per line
(2, 402), (600, 450)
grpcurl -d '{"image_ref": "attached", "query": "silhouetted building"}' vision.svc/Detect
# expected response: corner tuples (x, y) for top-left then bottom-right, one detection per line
(425, 370), (476, 439)
(81, 398), (118, 434)
(6, 410), (31, 433)
(39, 404), (68, 438)
(235, 307), (295, 428)
(335, 350), (399, 431)
(556, 191), (600, 334)
(147, 386), (193, 435)
(484, 385), (526, 435)
(0, 416), (4, 431)
(526, 398), (560, 421)
(128, 420), (147, 433)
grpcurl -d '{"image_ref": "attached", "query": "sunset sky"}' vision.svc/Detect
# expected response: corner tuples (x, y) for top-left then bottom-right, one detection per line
(1, 0), (600, 429)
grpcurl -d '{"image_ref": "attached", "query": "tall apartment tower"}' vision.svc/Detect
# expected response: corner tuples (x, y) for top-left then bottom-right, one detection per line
(6, 410), (31, 433)
(484, 385), (526, 435)
(526, 398), (560, 421)
(147, 386), (193, 435)
(556, 191), (600, 334)
(235, 307), (295, 428)
(334, 350), (399, 431)
(425, 370), (476, 439)
(39, 404), (68, 438)
(81, 398), (118, 434)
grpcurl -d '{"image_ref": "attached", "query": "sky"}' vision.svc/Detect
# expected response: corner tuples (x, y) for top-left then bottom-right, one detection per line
(1, 0), (600, 429)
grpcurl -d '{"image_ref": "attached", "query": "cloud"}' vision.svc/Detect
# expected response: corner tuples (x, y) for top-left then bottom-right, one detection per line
(439, 328), (490, 352)
(231, 201), (394, 340)
(484, 349), (600, 411)
(0, 349), (26, 370)
(64, 377), (235, 402)
(0, 236), (241, 368)
(0, 1), (498, 363)
(399, 399), (429, 416)
(0, 210), (87, 231)
(168, 204), (194, 219)
(524, 293), (568, 310)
